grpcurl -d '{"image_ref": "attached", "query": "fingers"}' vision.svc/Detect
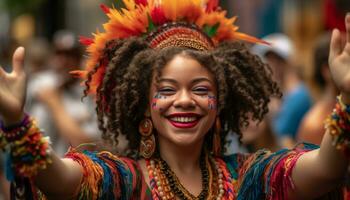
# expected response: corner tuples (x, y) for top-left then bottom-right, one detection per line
(12, 47), (25, 75)
(329, 29), (342, 61)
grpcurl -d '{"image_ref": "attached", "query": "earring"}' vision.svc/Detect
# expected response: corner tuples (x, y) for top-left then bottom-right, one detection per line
(139, 118), (155, 159)
(212, 118), (221, 156)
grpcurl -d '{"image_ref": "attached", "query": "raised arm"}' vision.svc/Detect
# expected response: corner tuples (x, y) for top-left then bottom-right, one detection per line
(0, 47), (82, 198)
(290, 14), (350, 199)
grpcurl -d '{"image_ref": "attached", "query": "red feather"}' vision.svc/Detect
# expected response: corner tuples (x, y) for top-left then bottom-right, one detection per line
(151, 7), (167, 25)
(79, 36), (94, 46)
(206, 0), (219, 12)
(100, 4), (110, 14)
(135, 0), (148, 6)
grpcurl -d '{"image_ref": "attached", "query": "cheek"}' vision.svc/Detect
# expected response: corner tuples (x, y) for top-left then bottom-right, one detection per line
(150, 93), (173, 112)
(196, 95), (217, 111)
(150, 93), (218, 113)
(207, 95), (217, 110)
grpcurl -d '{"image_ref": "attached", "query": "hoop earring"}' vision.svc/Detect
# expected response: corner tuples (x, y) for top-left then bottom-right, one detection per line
(139, 118), (155, 159)
(212, 118), (221, 156)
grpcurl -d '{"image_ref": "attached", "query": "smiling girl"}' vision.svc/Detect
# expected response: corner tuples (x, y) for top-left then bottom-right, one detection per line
(1, 1), (350, 199)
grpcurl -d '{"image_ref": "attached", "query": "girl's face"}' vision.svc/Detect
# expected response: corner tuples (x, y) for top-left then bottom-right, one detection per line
(149, 54), (217, 147)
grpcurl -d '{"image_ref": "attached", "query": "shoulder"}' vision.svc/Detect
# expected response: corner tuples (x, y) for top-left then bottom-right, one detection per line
(221, 145), (319, 199)
(219, 153), (250, 179)
(65, 148), (139, 168)
(64, 149), (145, 199)
(222, 144), (319, 176)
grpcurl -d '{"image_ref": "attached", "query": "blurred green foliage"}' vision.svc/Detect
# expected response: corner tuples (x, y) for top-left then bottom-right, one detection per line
(0, 0), (47, 15)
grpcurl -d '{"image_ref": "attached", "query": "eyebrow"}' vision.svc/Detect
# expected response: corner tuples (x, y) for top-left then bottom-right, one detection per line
(159, 77), (214, 85)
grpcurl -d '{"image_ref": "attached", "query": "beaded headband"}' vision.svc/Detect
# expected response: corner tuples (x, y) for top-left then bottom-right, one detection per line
(146, 22), (214, 50)
(72, 0), (267, 95)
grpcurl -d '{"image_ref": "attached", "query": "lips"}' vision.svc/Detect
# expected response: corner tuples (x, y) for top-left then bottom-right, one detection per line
(167, 113), (201, 128)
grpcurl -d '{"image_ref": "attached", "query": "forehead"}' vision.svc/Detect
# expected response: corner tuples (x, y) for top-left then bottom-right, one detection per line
(158, 55), (215, 83)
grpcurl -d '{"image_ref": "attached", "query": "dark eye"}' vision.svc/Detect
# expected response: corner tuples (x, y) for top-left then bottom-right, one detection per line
(157, 87), (175, 95)
(193, 87), (209, 95)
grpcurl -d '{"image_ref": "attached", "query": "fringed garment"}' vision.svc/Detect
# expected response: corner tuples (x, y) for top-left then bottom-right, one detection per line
(10, 143), (344, 199)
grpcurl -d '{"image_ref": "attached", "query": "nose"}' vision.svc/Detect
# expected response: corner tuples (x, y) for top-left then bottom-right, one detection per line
(173, 89), (196, 109)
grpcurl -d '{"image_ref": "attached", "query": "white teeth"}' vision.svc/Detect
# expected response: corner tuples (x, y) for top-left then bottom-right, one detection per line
(170, 117), (197, 123)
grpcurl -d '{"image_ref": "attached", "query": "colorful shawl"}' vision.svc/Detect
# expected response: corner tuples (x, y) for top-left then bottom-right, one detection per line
(10, 144), (344, 199)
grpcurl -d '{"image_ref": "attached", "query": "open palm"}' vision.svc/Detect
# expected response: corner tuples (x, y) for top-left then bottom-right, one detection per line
(329, 14), (350, 97)
(0, 47), (26, 124)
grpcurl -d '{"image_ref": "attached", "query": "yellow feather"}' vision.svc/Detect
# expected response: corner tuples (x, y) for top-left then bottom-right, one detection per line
(123, 0), (136, 10)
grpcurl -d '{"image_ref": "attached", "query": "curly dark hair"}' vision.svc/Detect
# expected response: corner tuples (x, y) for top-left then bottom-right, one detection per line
(84, 37), (281, 158)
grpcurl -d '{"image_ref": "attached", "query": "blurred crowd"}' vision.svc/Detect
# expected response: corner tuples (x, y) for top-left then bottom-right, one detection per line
(0, 30), (101, 200)
(0, 0), (350, 199)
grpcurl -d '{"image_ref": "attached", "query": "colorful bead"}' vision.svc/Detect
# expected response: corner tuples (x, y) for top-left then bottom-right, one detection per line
(0, 114), (31, 142)
(146, 153), (233, 199)
(0, 115), (52, 179)
(325, 95), (350, 157)
(146, 22), (214, 50)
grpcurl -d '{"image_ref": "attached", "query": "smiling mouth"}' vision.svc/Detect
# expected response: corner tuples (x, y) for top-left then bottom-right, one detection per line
(167, 114), (201, 128)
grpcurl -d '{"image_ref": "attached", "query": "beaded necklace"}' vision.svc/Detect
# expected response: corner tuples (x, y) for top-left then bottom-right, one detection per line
(146, 154), (227, 200)
(159, 154), (208, 200)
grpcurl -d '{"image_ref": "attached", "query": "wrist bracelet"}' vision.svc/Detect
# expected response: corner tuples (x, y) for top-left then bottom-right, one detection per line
(325, 95), (350, 156)
(0, 114), (52, 179)
(0, 114), (31, 142)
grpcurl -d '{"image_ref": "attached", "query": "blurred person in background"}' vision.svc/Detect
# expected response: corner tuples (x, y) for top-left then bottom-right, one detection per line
(241, 113), (280, 153)
(252, 33), (312, 148)
(35, 30), (101, 152)
(297, 33), (338, 145)
(24, 38), (64, 152)
(25, 31), (101, 156)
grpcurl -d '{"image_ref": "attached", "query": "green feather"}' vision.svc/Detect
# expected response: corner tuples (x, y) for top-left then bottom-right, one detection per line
(203, 22), (220, 37)
(147, 14), (156, 33)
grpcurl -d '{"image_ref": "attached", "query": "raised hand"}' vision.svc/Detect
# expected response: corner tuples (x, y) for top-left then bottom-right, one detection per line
(0, 47), (26, 124)
(329, 14), (350, 102)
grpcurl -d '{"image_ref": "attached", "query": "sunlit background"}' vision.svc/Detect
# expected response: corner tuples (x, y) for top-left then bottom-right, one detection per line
(0, 0), (349, 82)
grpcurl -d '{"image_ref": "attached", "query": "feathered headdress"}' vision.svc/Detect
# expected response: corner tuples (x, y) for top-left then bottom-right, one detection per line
(72, 0), (266, 95)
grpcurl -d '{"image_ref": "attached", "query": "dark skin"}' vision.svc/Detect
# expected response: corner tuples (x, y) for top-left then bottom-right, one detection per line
(90, 39), (280, 157)
(0, 14), (350, 199)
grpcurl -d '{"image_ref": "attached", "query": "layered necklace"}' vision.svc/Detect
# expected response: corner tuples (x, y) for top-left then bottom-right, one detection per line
(146, 153), (226, 200)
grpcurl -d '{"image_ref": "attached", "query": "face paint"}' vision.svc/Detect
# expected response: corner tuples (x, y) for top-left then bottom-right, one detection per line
(151, 93), (160, 109)
(208, 95), (217, 110)
(149, 55), (218, 147)
(151, 92), (167, 109)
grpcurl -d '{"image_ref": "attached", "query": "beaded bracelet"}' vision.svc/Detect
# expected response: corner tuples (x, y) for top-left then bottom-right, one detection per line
(0, 114), (52, 179)
(1, 114), (31, 142)
(325, 95), (350, 156)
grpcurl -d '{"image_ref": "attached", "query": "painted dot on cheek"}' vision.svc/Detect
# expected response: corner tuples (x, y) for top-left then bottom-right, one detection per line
(151, 100), (157, 109)
(208, 95), (217, 110)
(151, 93), (167, 110)
(151, 93), (159, 109)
